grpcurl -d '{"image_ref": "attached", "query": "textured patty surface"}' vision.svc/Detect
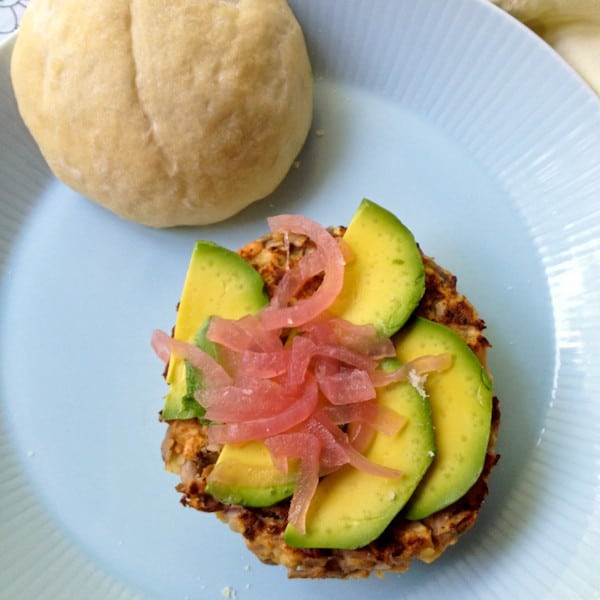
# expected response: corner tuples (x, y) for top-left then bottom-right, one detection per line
(161, 228), (500, 579)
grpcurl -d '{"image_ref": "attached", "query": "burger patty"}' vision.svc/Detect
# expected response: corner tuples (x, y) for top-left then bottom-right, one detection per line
(161, 227), (500, 579)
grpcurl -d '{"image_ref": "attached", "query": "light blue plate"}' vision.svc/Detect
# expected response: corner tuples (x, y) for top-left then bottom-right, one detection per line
(1, 1), (599, 598)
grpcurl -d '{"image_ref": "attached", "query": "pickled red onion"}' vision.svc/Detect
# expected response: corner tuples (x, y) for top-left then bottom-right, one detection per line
(238, 349), (289, 378)
(207, 314), (283, 353)
(151, 329), (172, 364)
(300, 314), (396, 359)
(314, 362), (376, 405)
(311, 410), (402, 479)
(371, 353), (453, 387)
(207, 374), (319, 445)
(151, 329), (232, 388)
(152, 214), (456, 532)
(322, 401), (406, 436)
(265, 432), (321, 534)
(199, 377), (289, 422)
(270, 249), (326, 309)
(261, 215), (345, 330)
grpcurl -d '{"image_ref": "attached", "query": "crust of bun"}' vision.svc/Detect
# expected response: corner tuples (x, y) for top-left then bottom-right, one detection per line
(11, 0), (313, 226)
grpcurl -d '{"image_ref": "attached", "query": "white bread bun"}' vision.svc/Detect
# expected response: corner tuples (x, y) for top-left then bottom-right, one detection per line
(10, 0), (313, 227)
(492, 0), (600, 94)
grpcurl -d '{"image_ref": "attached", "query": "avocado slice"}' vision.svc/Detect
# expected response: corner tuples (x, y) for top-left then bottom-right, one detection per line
(162, 241), (268, 420)
(283, 382), (435, 549)
(199, 201), (429, 521)
(328, 199), (425, 337)
(205, 441), (298, 507)
(163, 354), (209, 421)
(395, 317), (493, 520)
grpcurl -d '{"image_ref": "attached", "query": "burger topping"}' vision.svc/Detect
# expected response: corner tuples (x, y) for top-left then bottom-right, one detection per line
(153, 211), (451, 534)
(153, 199), (494, 550)
(260, 214), (346, 330)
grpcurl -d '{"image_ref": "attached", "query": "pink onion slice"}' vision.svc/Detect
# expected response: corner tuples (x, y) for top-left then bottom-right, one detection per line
(206, 316), (253, 353)
(322, 401), (406, 436)
(265, 432), (321, 534)
(151, 329), (172, 364)
(261, 215), (345, 330)
(303, 416), (348, 472)
(151, 329), (232, 388)
(312, 410), (402, 479)
(270, 249), (326, 309)
(199, 377), (289, 422)
(207, 374), (319, 445)
(313, 343), (374, 372)
(347, 422), (376, 454)
(371, 353), (453, 387)
(265, 432), (317, 475)
(207, 314), (284, 354)
(286, 335), (317, 387)
(300, 315), (396, 359)
(239, 349), (289, 379)
(314, 361), (376, 405)
(236, 314), (284, 352)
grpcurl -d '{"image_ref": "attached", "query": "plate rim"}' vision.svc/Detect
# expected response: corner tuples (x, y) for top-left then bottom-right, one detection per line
(1, 1), (599, 598)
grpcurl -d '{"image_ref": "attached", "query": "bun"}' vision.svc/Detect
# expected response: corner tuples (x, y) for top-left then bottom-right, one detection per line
(10, 0), (313, 227)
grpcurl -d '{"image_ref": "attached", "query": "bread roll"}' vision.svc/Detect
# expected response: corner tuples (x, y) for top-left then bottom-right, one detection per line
(11, 0), (313, 226)
(492, 0), (600, 94)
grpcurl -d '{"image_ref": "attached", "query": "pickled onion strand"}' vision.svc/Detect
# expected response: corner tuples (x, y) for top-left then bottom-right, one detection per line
(265, 432), (321, 535)
(236, 314), (284, 352)
(151, 329), (172, 364)
(206, 316), (253, 352)
(287, 338), (377, 391)
(199, 378), (290, 422)
(207, 314), (284, 353)
(265, 432), (318, 475)
(323, 401), (406, 436)
(207, 375), (319, 444)
(151, 329), (232, 387)
(370, 353), (453, 387)
(337, 237), (355, 263)
(312, 410), (402, 479)
(313, 344), (374, 372)
(286, 335), (317, 387)
(239, 349), (289, 378)
(303, 416), (349, 471)
(213, 345), (242, 379)
(347, 422), (376, 454)
(261, 215), (345, 330)
(345, 442), (402, 479)
(300, 315), (396, 359)
(270, 249), (325, 309)
(314, 362), (376, 405)
(267, 214), (345, 265)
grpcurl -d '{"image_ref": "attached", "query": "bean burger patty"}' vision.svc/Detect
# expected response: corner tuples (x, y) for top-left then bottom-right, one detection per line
(160, 227), (500, 579)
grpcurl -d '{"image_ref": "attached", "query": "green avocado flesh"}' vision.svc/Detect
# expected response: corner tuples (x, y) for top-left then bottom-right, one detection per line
(205, 441), (298, 507)
(162, 241), (268, 420)
(284, 382), (435, 549)
(395, 317), (493, 520)
(328, 198), (425, 337)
